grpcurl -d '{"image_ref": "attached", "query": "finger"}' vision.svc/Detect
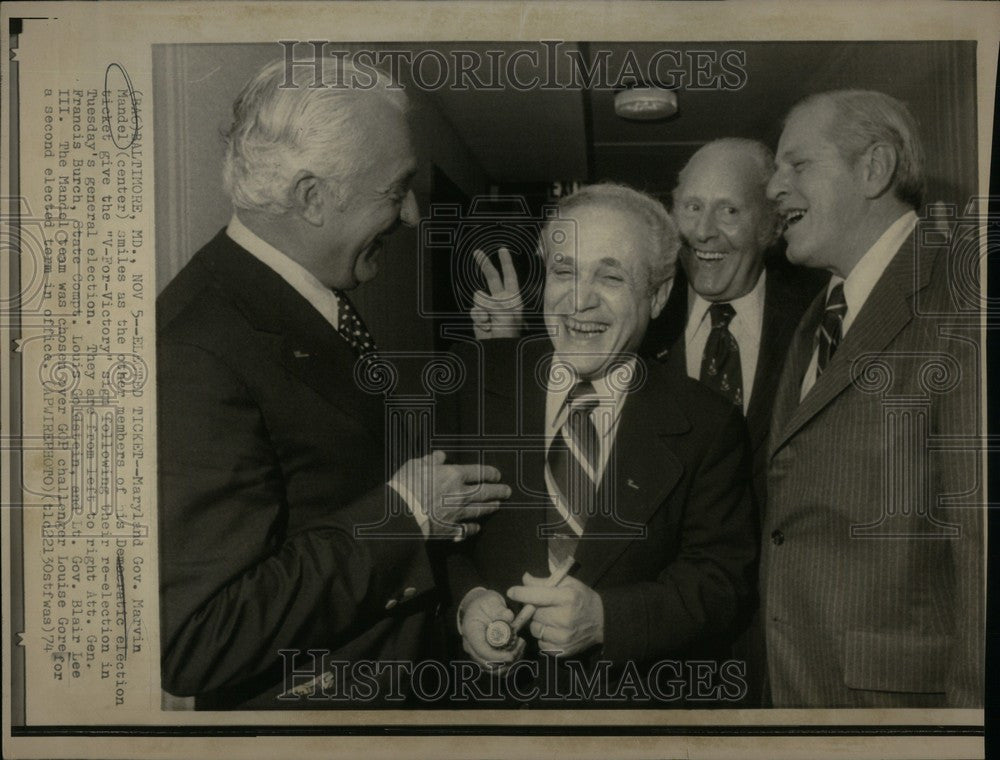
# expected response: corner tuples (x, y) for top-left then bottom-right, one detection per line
(506, 585), (567, 607)
(538, 639), (564, 655)
(451, 523), (472, 542)
(430, 450), (447, 465)
(453, 463), (503, 484)
(469, 303), (490, 327)
(497, 247), (518, 290)
(474, 249), (503, 295)
(452, 502), (501, 520)
(521, 571), (546, 587)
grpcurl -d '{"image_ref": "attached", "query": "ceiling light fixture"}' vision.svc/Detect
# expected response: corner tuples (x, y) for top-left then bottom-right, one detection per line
(614, 86), (678, 121)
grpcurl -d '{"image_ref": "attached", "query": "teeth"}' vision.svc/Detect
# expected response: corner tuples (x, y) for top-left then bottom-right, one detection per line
(695, 250), (726, 262)
(783, 209), (806, 227)
(566, 318), (607, 336)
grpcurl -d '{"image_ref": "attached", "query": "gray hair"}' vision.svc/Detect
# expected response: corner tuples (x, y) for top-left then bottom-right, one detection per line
(673, 138), (781, 246)
(791, 89), (925, 209)
(545, 182), (679, 292)
(222, 56), (409, 215)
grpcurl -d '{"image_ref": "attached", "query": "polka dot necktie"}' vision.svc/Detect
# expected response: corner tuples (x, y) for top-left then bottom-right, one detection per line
(332, 290), (378, 361)
(546, 381), (601, 567)
(816, 282), (848, 377)
(700, 302), (743, 409)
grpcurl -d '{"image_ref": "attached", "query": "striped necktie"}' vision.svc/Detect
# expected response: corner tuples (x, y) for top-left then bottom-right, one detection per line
(546, 381), (600, 567)
(816, 282), (847, 377)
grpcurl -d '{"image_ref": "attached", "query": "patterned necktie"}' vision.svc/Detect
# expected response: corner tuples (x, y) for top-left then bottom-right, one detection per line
(332, 290), (378, 360)
(700, 302), (743, 408)
(546, 381), (601, 567)
(816, 283), (847, 377)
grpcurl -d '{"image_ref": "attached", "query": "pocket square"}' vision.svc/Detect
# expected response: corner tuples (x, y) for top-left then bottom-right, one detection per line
(627, 478), (640, 490)
(292, 350), (311, 359)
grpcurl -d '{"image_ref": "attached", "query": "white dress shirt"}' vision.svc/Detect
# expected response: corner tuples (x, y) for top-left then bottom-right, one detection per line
(542, 358), (632, 571)
(800, 210), (919, 399)
(684, 270), (767, 414)
(227, 214), (431, 536)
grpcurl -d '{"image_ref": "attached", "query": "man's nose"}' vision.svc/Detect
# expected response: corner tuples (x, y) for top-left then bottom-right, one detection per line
(766, 170), (785, 202)
(575, 280), (600, 311)
(694, 210), (717, 242)
(399, 190), (420, 228)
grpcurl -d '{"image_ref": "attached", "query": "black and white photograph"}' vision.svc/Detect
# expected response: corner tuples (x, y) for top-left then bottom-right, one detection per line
(2, 2), (997, 759)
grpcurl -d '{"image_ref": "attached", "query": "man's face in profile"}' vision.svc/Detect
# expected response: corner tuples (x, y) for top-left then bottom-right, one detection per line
(319, 98), (420, 289)
(674, 146), (773, 303)
(543, 203), (668, 379)
(768, 100), (868, 274)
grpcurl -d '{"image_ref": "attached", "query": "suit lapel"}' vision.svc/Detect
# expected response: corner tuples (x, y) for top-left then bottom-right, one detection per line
(771, 232), (929, 454)
(574, 362), (689, 587)
(203, 233), (384, 431)
(745, 269), (802, 453)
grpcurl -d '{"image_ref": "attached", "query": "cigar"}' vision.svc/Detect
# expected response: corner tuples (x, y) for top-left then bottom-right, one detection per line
(485, 555), (575, 650)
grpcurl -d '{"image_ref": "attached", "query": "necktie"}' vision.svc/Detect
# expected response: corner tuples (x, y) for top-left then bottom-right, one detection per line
(700, 302), (743, 408)
(546, 381), (601, 566)
(815, 283), (847, 377)
(332, 290), (378, 360)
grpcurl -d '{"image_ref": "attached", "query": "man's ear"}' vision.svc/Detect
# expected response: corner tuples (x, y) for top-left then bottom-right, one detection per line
(291, 170), (326, 226)
(650, 277), (673, 320)
(861, 142), (898, 199)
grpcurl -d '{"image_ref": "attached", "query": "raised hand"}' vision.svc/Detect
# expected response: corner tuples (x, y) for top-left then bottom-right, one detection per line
(470, 247), (524, 340)
(393, 451), (510, 540)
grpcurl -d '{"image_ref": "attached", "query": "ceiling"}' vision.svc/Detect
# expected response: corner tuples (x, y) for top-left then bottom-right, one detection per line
(394, 40), (976, 201)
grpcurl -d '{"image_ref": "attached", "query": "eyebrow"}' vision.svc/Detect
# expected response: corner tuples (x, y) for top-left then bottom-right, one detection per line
(385, 166), (418, 193)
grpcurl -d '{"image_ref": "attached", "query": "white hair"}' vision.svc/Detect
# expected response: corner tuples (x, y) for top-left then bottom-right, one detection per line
(546, 182), (680, 292)
(222, 56), (409, 215)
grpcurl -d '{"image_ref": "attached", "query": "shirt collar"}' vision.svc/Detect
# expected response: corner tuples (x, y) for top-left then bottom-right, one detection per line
(830, 210), (918, 333)
(226, 213), (340, 330)
(686, 267), (767, 339)
(546, 357), (634, 434)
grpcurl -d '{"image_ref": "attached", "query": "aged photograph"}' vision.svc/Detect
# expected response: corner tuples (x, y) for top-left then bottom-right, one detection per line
(152, 39), (984, 712)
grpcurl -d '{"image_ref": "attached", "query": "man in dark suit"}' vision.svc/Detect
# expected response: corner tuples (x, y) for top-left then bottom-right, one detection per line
(763, 90), (983, 707)
(632, 139), (825, 706)
(641, 138), (827, 509)
(157, 57), (509, 708)
(448, 184), (757, 704)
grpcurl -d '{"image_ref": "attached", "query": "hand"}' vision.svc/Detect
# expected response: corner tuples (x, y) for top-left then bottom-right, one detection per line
(458, 587), (526, 671)
(470, 247), (524, 340)
(393, 451), (510, 540)
(506, 573), (604, 658)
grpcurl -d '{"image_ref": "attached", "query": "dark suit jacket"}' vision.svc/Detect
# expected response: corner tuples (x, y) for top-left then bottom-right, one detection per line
(441, 337), (757, 704)
(642, 262), (828, 508)
(763, 229), (984, 707)
(157, 229), (436, 708)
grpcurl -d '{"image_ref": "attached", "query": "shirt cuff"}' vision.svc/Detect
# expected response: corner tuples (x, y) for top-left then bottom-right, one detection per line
(388, 478), (430, 538)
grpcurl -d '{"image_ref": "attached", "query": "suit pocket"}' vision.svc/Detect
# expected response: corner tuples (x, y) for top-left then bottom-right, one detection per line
(842, 629), (949, 694)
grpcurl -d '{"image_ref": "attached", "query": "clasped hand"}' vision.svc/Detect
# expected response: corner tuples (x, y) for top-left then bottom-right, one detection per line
(507, 573), (605, 658)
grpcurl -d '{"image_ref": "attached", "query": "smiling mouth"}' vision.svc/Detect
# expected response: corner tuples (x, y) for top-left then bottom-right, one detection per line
(694, 249), (727, 262)
(782, 209), (807, 231)
(565, 316), (608, 339)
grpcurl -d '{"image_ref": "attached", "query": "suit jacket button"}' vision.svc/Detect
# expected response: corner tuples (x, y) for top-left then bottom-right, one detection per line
(403, 586), (417, 599)
(385, 598), (398, 610)
(771, 530), (784, 546)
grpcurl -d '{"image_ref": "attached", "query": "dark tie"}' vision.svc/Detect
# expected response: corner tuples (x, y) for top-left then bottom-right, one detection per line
(700, 302), (743, 408)
(815, 283), (847, 376)
(546, 381), (600, 566)
(333, 290), (378, 360)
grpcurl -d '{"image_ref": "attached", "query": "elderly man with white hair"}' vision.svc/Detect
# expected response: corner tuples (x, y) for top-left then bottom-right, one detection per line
(157, 57), (509, 709)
